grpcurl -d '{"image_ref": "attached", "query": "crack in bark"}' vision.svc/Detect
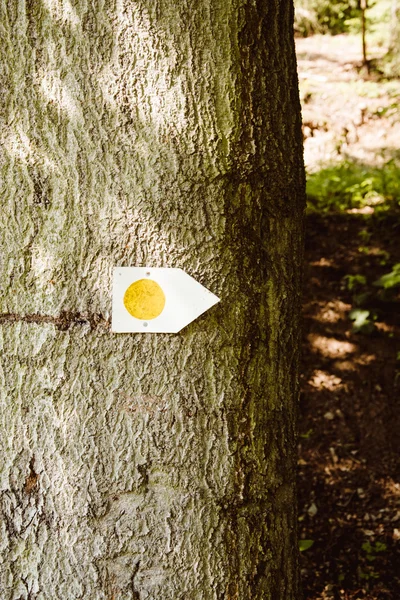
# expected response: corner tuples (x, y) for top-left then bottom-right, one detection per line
(0, 311), (110, 331)
(131, 561), (141, 600)
(24, 457), (39, 494)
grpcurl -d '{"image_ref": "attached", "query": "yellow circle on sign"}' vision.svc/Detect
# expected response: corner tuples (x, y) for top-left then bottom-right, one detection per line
(123, 279), (166, 320)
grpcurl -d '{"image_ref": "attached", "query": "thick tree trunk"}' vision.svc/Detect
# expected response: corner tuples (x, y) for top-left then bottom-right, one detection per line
(0, 1), (305, 598)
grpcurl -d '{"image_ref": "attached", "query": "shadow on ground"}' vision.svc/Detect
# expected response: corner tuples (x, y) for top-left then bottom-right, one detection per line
(299, 211), (400, 600)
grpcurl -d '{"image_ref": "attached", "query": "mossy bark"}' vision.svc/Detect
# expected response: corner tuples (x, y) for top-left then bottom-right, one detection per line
(0, 0), (305, 598)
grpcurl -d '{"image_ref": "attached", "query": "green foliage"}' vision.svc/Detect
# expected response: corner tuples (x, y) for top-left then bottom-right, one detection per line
(362, 541), (387, 556)
(307, 160), (400, 213)
(373, 103), (399, 119)
(299, 539), (314, 551)
(349, 308), (376, 334)
(295, 0), (361, 36)
(358, 229), (372, 243)
(373, 263), (400, 289)
(344, 261), (400, 333)
(345, 274), (367, 291)
(382, 52), (400, 79)
(296, 0), (393, 38)
(358, 540), (387, 582)
(358, 568), (380, 581)
(299, 428), (313, 439)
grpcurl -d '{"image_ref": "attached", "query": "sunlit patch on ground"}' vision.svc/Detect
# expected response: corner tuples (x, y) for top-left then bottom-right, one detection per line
(297, 34), (400, 171)
(355, 353), (378, 366)
(308, 370), (343, 390)
(308, 334), (357, 358)
(347, 206), (376, 214)
(310, 258), (336, 267)
(305, 299), (350, 323)
(299, 208), (400, 600)
(296, 22), (400, 600)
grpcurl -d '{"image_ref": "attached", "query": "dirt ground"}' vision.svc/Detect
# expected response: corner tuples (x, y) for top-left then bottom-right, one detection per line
(298, 34), (400, 170)
(296, 35), (400, 599)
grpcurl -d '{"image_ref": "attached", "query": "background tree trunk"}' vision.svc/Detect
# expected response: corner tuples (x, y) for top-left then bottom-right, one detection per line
(390, 0), (399, 47)
(386, 0), (400, 76)
(0, 1), (305, 598)
(360, 0), (369, 71)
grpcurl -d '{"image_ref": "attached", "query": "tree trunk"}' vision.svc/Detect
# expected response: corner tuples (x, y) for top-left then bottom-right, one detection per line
(0, 0), (305, 598)
(390, 0), (399, 49)
(385, 0), (400, 76)
(360, 0), (369, 71)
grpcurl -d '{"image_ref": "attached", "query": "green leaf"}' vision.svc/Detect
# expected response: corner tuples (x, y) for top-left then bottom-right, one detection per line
(362, 542), (372, 553)
(374, 541), (387, 553)
(374, 264), (400, 289)
(345, 274), (367, 291)
(299, 539), (314, 552)
(349, 309), (375, 334)
(300, 429), (313, 439)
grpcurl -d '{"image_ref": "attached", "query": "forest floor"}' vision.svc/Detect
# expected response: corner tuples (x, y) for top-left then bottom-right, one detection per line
(296, 35), (400, 599)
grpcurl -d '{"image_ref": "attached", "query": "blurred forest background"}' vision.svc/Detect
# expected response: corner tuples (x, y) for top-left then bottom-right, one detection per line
(295, 1), (400, 598)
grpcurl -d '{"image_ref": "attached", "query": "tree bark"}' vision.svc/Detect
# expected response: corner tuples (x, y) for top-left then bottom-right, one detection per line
(385, 0), (400, 76)
(390, 0), (399, 49)
(0, 1), (305, 598)
(360, 0), (369, 71)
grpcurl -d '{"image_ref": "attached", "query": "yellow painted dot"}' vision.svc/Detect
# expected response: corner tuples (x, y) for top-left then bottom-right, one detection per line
(123, 279), (166, 320)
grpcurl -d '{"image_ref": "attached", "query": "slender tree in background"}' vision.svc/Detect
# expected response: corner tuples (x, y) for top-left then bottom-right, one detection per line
(0, 0), (305, 598)
(360, 0), (369, 71)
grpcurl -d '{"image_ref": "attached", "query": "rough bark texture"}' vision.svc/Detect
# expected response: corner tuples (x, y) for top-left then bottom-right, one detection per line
(0, 1), (305, 598)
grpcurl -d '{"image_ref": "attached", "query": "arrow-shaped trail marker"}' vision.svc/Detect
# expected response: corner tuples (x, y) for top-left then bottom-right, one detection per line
(112, 267), (220, 333)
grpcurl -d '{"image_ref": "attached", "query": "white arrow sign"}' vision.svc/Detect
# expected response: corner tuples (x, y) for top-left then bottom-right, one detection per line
(112, 267), (220, 333)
